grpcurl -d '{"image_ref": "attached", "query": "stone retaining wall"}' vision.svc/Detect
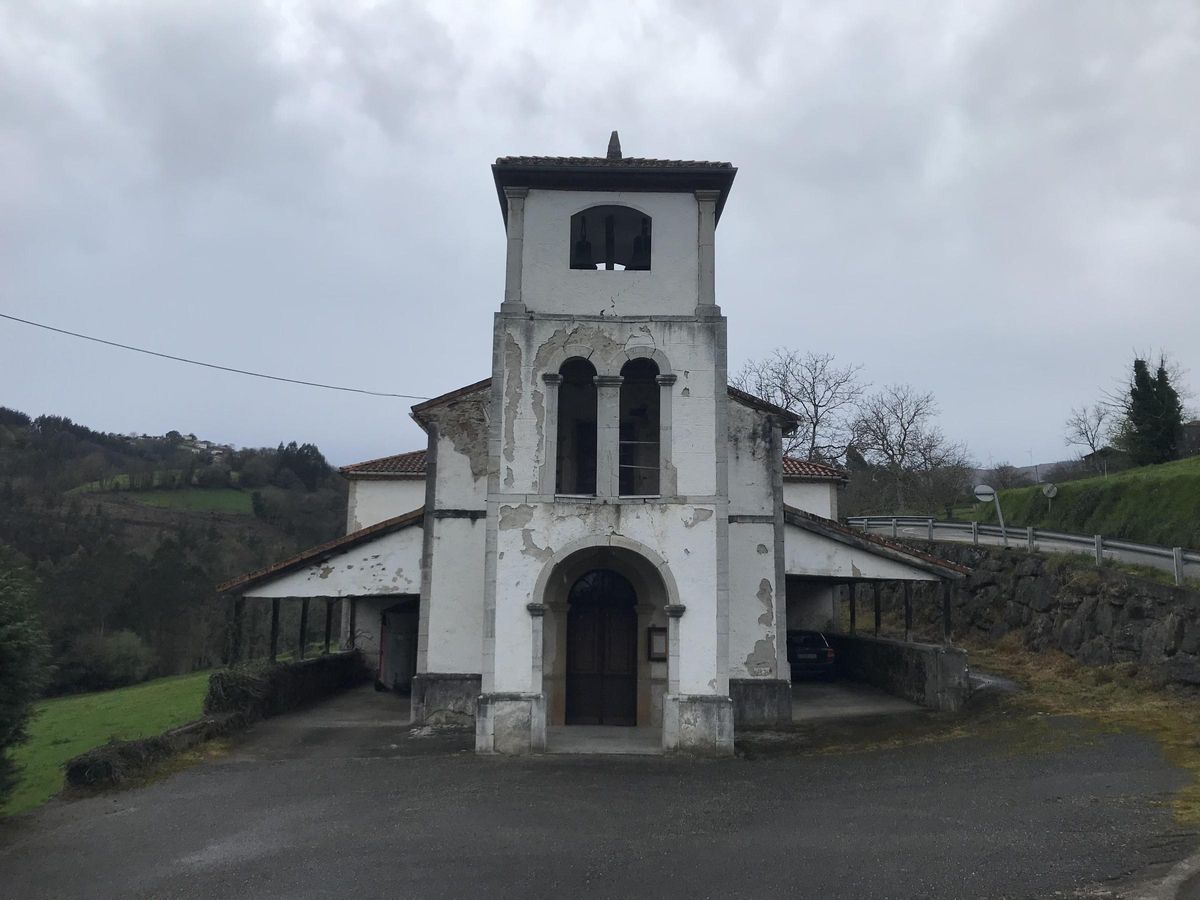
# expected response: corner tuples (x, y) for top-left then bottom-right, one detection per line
(878, 543), (1200, 684)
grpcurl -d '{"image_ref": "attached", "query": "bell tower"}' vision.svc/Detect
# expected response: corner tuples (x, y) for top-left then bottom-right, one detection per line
(478, 135), (739, 754)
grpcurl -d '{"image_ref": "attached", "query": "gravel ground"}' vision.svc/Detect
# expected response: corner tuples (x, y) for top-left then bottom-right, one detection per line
(0, 686), (1194, 900)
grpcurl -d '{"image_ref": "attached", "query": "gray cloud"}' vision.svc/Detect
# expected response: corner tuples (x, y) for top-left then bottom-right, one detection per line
(2, 0), (1196, 470)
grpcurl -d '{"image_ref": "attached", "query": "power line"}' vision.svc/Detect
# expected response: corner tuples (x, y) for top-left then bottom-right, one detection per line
(0, 312), (431, 401)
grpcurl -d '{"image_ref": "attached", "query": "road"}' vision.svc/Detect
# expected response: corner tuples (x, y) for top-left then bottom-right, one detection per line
(1, 686), (1194, 899)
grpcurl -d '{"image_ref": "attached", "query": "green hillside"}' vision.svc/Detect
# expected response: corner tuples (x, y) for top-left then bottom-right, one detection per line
(972, 456), (1200, 550)
(123, 488), (253, 514)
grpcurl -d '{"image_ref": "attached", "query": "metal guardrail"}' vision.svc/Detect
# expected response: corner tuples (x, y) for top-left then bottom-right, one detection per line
(845, 516), (1200, 586)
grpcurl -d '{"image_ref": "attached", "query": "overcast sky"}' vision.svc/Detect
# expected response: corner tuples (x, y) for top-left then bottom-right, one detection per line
(3, 0), (1197, 470)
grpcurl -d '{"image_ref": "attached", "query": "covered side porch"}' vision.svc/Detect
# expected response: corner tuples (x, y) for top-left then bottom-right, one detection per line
(217, 510), (425, 696)
(780, 506), (971, 715)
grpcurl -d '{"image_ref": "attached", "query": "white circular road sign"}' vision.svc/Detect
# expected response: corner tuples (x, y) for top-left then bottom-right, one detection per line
(974, 484), (996, 503)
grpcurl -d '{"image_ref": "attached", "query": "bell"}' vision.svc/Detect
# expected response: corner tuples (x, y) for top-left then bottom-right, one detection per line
(626, 218), (651, 270)
(571, 217), (595, 270)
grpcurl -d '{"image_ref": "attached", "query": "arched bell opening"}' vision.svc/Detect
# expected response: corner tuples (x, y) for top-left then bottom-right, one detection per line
(570, 205), (652, 271)
(541, 545), (670, 729)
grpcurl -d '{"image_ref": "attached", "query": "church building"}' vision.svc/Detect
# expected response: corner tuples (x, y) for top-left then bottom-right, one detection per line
(221, 134), (965, 755)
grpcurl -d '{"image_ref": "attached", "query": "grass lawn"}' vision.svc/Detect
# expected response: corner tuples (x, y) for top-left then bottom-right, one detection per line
(3, 670), (211, 817)
(123, 488), (253, 514)
(970, 455), (1200, 550)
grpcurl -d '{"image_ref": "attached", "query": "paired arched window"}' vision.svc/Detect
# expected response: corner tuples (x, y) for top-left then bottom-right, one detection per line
(555, 358), (598, 495)
(570, 205), (652, 271)
(618, 358), (660, 496)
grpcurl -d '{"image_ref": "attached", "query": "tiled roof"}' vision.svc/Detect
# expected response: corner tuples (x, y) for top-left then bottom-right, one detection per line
(339, 449), (426, 478)
(783, 505), (970, 579)
(217, 509), (425, 594)
(782, 458), (848, 481)
(495, 156), (734, 170)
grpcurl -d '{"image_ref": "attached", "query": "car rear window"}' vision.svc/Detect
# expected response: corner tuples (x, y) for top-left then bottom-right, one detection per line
(789, 632), (826, 649)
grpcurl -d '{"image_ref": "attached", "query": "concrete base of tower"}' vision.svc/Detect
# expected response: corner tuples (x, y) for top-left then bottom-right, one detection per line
(662, 694), (735, 755)
(475, 692), (546, 755)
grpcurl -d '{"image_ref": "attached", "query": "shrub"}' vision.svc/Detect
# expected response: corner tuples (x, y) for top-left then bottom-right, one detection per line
(53, 630), (156, 693)
(0, 547), (48, 803)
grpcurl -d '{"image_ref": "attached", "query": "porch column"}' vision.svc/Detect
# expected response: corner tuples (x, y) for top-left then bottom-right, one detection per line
(230, 595), (245, 664)
(942, 581), (952, 643)
(848, 583), (857, 635)
(298, 598), (310, 660)
(269, 598), (280, 663)
(594, 375), (623, 498)
(873, 583), (881, 636)
(323, 599), (334, 654)
(347, 599), (357, 650)
(903, 582), (913, 642)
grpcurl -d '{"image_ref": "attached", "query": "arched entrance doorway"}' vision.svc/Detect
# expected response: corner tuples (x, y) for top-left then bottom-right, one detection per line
(538, 540), (677, 731)
(566, 570), (638, 725)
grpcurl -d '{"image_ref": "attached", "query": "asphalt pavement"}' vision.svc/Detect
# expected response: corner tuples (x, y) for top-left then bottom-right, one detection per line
(0, 686), (1194, 899)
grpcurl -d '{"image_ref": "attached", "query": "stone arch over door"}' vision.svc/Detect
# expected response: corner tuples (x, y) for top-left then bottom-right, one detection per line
(535, 536), (679, 728)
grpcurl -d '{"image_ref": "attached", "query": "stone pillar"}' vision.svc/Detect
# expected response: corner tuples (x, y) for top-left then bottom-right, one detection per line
(656, 373), (677, 496)
(694, 190), (721, 315)
(540, 373), (562, 495)
(661, 603), (734, 755)
(594, 374), (623, 498)
(501, 187), (528, 313)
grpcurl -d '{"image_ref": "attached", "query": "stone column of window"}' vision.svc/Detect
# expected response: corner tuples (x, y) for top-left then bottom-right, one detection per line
(665, 603), (686, 694)
(695, 190), (720, 313)
(656, 373), (677, 496)
(501, 187), (529, 313)
(539, 373), (562, 495)
(594, 375), (624, 498)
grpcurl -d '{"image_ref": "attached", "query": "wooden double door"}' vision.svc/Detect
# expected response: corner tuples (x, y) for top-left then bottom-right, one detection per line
(565, 569), (638, 726)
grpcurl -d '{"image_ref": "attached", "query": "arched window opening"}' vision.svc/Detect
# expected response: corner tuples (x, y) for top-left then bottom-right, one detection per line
(556, 358), (598, 495)
(570, 205), (652, 271)
(619, 358), (660, 496)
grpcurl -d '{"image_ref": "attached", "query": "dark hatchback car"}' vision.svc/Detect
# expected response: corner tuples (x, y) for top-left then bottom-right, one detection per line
(787, 630), (835, 680)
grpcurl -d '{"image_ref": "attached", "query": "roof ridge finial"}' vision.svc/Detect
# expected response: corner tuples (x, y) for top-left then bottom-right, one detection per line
(607, 130), (622, 160)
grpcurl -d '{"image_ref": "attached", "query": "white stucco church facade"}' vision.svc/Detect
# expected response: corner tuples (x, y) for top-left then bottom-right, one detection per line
(222, 135), (963, 755)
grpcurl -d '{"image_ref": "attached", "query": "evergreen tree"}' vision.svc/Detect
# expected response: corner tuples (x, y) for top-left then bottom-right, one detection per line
(0, 546), (48, 803)
(1124, 357), (1184, 465)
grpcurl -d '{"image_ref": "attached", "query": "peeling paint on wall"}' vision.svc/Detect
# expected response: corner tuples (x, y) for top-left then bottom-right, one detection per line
(432, 396), (491, 479)
(744, 637), (777, 677)
(499, 504), (536, 530)
(520, 529), (553, 562)
(682, 508), (713, 529)
(756, 544), (768, 555)
(757, 578), (774, 627)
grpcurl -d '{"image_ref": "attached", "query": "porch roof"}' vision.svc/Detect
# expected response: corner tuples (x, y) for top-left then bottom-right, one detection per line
(783, 505), (969, 581)
(218, 508), (424, 595)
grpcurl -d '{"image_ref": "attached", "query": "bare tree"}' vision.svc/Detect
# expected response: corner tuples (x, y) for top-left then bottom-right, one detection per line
(731, 349), (865, 461)
(987, 462), (1031, 491)
(849, 384), (972, 511)
(1064, 403), (1110, 458)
